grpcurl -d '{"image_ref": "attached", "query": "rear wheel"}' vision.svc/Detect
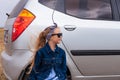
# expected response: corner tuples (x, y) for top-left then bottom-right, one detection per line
(67, 67), (72, 80)
(18, 64), (31, 80)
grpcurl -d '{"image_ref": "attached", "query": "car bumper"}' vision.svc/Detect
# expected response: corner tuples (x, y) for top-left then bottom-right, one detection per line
(1, 50), (33, 80)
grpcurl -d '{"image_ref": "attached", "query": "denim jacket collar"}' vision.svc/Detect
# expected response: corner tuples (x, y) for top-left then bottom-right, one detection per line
(45, 42), (60, 54)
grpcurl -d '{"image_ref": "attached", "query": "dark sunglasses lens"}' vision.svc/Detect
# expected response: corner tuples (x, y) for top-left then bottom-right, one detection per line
(57, 33), (62, 38)
(52, 33), (62, 38)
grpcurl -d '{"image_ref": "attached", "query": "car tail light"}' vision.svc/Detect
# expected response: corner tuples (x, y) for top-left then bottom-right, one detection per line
(12, 9), (35, 42)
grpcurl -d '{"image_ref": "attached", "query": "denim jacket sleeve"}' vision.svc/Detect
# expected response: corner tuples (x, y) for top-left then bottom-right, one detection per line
(62, 51), (67, 79)
(27, 50), (42, 80)
(33, 50), (42, 73)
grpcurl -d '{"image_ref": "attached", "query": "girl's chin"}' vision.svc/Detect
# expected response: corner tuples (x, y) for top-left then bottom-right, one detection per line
(57, 41), (61, 44)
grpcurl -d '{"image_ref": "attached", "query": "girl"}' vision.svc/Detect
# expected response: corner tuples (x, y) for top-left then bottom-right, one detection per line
(28, 24), (67, 80)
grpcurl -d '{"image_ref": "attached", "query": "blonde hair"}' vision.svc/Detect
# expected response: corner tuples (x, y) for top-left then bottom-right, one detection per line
(35, 27), (50, 51)
(27, 27), (51, 74)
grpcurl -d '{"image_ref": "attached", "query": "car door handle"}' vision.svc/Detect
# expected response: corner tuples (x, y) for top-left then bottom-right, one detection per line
(64, 25), (76, 31)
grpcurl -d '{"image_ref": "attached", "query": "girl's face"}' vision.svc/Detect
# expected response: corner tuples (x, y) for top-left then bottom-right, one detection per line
(50, 27), (62, 44)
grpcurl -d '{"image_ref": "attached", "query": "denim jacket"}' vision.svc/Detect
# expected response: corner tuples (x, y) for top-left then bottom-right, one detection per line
(28, 43), (67, 80)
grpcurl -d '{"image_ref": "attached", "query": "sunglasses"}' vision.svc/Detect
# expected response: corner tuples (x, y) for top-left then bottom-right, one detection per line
(52, 33), (62, 38)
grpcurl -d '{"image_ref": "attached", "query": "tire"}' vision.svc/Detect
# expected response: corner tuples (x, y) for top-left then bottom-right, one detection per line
(67, 67), (72, 80)
(18, 64), (31, 80)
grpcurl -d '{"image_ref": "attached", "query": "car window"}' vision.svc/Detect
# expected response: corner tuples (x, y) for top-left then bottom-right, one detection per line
(38, 0), (65, 12)
(38, 0), (57, 9)
(66, 0), (113, 20)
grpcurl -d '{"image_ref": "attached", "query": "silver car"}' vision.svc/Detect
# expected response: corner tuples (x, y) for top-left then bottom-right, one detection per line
(1, 0), (120, 80)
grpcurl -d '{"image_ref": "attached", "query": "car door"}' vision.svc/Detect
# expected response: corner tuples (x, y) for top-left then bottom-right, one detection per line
(55, 0), (120, 77)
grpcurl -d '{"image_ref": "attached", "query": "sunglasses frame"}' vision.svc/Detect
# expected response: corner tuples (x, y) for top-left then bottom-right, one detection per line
(52, 33), (62, 38)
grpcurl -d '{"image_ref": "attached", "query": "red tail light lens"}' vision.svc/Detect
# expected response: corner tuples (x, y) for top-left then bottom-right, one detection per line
(12, 9), (35, 42)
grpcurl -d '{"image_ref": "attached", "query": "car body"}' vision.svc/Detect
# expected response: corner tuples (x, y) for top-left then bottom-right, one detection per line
(1, 0), (120, 80)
